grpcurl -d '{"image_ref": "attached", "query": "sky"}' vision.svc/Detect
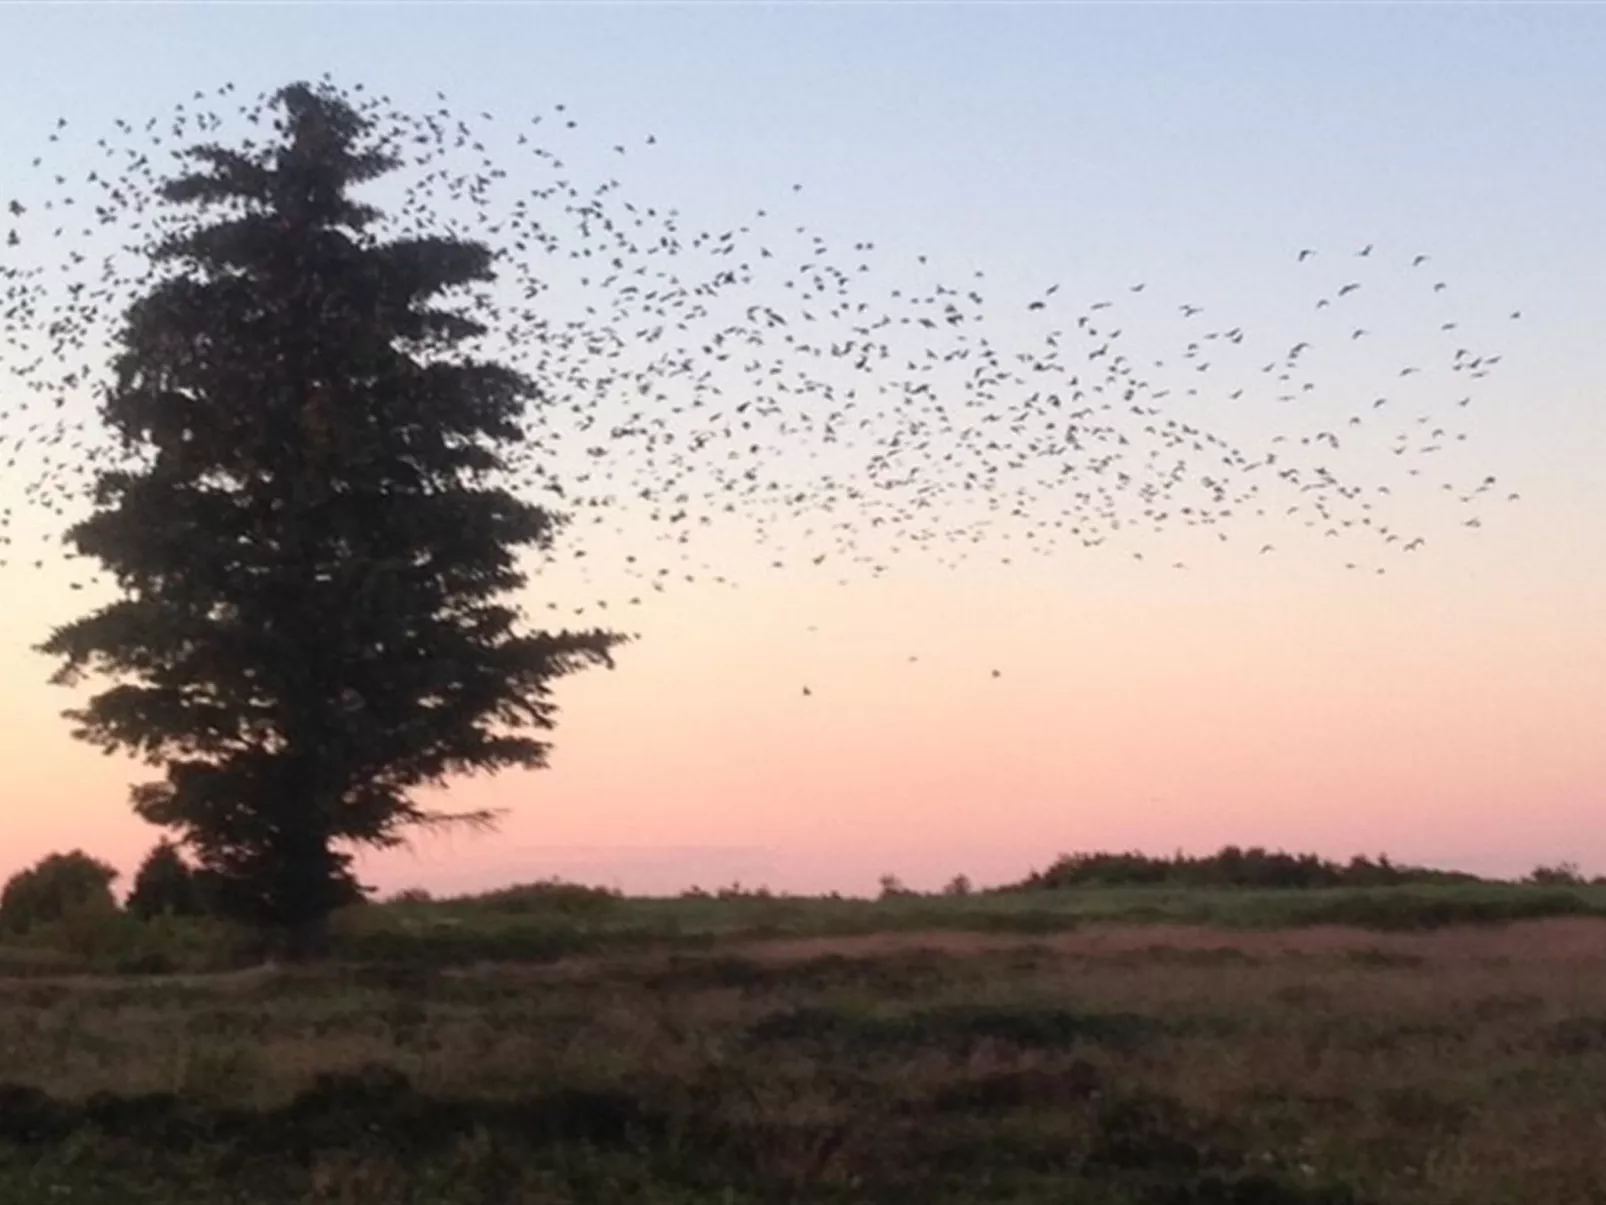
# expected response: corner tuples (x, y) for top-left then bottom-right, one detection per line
(1, 1), (1603, 898)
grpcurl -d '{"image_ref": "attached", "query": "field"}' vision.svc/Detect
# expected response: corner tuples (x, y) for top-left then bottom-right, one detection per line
(3, 884), (1606, 1203)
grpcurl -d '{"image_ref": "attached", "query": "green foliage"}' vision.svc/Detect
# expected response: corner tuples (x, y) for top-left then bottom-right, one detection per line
(0, 850), (119, 935)
(34, 80), (625, 956)
(455, 878), (624, 917)
(1526, 860), (1586, 887)
(32, 908), (150, 968)
(1008, 846), (1487, 892)
(4, 868), (1604, 977)
(1274, 886), (1597, 930)
(125, 839), (206, 920)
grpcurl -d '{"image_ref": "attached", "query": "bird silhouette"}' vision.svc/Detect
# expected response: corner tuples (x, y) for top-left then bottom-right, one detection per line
(0, 78), (1518, 613)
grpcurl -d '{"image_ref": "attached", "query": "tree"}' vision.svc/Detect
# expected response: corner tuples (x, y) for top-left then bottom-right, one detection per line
(125, 839), (203, 920)
(0, 850), (119, 934)
(877, 873), (913, 900)
(36, 81), (626, 960)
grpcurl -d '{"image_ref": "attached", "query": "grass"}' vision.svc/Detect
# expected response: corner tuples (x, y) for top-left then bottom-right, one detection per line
(3, 885), (1606, 1201)
(330, 880), (1606, 968)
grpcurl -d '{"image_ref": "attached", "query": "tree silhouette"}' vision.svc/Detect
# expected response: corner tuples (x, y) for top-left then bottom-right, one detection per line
(0, 850), (119, 934)
(36, 82), (626, 959)
(125, 839), (204, 920)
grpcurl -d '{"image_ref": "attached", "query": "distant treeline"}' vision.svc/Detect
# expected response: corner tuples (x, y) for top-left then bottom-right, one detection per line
(999, 847), (1546, 892)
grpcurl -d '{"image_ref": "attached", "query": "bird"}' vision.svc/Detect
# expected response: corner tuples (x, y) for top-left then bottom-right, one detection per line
(0, 79), (1512, 625)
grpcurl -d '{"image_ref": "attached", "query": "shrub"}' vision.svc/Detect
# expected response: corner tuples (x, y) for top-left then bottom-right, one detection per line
(461, 878), (622, 917)
(715, 881), (773, 900)
(1005, 846), (1486, 892)
(0, 850), (119, 935)
(41, 907), (148, 964)
(1527, 861), (1586, 887)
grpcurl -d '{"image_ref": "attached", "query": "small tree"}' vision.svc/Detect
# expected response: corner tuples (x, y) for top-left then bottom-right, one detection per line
(0, 851), (120, 934)
(125, 839), (203, 920)
(36, 81), (625, 959)
(878, 873), (913, 900)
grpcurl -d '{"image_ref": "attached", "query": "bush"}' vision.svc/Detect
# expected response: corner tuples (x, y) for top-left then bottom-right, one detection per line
(33, 908), (149, 966)
(1283, 887), (1596, 931)
(1527, 861), (1586, 887)
(0, 850), (119, 935)
(1005, 846), (1486, 892)
(461, 878), (622, 917)
(715, 881), (773, 900)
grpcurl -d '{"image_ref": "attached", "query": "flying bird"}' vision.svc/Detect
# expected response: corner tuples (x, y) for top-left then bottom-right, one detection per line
(0, 79), (1515, 626)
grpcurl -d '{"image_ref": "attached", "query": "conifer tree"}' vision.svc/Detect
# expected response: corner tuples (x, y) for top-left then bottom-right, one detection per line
(125, 839), (203, 920)
(37, 81), (625, 958)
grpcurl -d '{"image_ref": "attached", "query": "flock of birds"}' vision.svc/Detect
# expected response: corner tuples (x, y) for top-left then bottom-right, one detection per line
(0, 78), (1522, 698)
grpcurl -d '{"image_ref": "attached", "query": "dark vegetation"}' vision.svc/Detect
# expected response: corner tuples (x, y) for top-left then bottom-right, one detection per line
(34, 80), (624, 961)
(1, 907), (1603, 1203)
(3, 847), (1604, 1202)
(1, 841), (1602, 977)
(2, 76), (1596, 1203)
(1006, 847), (1504, 891)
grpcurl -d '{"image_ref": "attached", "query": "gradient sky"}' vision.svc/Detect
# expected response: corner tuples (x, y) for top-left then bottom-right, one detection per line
(1, 2), (1603, 898)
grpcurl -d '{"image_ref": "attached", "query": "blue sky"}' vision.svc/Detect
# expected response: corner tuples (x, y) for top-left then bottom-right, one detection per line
(3, 2), (1605, 893)
(8, 3), (1600, 450)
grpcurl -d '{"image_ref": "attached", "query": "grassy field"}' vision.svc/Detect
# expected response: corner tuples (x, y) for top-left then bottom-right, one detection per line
(4, 884), (1606, 1202)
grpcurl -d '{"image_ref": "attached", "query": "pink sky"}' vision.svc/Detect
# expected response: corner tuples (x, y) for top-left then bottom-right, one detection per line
(4, 502), (1602, 897)
(3, 12), (1604, 898)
